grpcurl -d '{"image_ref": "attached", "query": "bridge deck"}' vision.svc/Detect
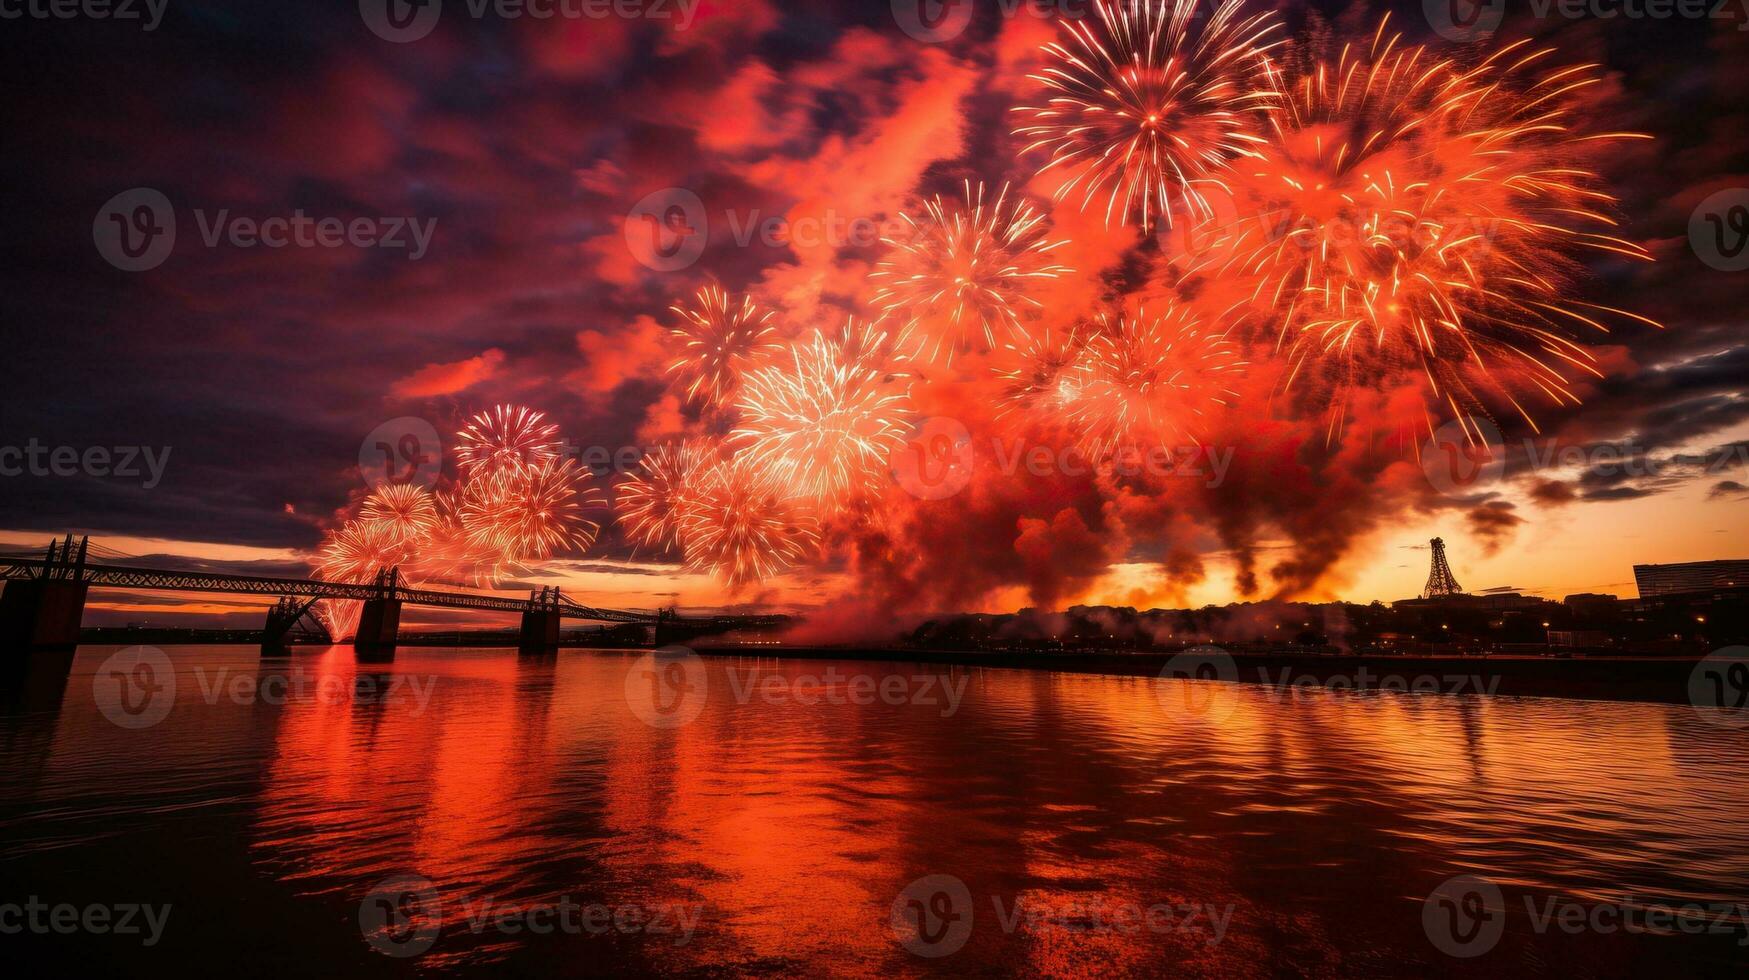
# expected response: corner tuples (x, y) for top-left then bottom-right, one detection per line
(0, 559), (655, 623)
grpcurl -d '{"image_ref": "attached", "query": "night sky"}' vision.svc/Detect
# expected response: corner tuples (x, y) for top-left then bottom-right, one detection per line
(0, 0), (1744, 627)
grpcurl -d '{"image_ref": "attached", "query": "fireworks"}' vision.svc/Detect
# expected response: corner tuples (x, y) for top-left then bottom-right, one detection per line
(669, 285), (783, 406)
(358, 483), (440, 546)
(458, 457), (603, 574)
(734, 323), (913, 502)
(1217, 24), (1657, 430)
(680, 458), (818, 589)
(1012, 0), (1282, 229)
(456, 404), (563, 477)
(1064, 305), (1245, 456)
(300, 11), (1661, 599)
(996, 322), (1091, 421)
(315, 520), (411, 584)
(871, 181), (1072, 365)
(313, 405), (601, 623)
(616, 442), (709, 553)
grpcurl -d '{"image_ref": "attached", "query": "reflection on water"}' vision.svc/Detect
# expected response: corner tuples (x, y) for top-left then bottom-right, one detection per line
(2, 645), (1748, 976)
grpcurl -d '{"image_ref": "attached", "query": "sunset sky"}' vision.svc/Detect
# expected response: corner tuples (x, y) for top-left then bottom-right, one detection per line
(0, 0), (1744, 631)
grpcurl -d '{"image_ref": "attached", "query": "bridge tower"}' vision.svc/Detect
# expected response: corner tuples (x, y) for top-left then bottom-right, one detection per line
(519, 587), (562, 655)
(353, 567), (403, 656)
(0, 536), (91, 652)
(1422, 537), (1464, 598)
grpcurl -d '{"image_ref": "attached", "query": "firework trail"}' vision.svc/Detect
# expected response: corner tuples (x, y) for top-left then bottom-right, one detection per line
(735, 322), (913, 503)
(1012, 0), (1282, 230)
(680, 457), (819, 589)
(871, 180), (1072, 366)
(1212, 21), (1657, 433)
(1064, 304), (1246, 457)
(616, 441), (709, 553)
(669, 285), (783, 407)
(456, 404), (563, 477)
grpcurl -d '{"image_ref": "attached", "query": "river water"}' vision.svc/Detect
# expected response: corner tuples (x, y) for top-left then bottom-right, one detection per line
(1, 645), (1746, 976)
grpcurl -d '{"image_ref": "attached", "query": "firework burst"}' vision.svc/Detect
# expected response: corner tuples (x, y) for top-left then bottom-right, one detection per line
(668, 285), (783, 407)
(458, 457), (604, 577)
(1012, 0), (1282, 230)
(680, 457), (818, 589)
(871, 180), (1072, 365)
(1065, 304), (1245, 456)
(735, 322), (913, 503)
(358, 483), (440, 546)
(313, 520), (413, 639)
(995, 322), (1092, 422)
(616, 441), (709, 553)
(1216, 24), (1657, 432)
(456, 404), (563, 477)
(315, 520), (410, 584)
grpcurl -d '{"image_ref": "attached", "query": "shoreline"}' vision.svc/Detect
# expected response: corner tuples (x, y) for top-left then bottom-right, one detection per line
(689, 645), (1708, 706)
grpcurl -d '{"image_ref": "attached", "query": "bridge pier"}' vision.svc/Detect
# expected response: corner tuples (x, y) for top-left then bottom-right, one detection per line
(353, 598), (401, 655)
(0, 579), (89, 652)
(519, 610), (560, 654)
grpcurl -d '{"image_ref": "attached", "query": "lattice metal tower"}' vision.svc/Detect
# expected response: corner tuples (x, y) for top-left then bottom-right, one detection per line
(1422, 537), (1463, 598)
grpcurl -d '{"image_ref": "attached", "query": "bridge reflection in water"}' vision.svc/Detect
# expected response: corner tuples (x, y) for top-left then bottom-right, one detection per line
(5, 646), (1749, 973)
(0, 536), (781, 656)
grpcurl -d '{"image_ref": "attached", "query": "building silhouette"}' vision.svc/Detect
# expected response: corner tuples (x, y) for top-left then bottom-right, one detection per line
(1633, 560), (1749, 598)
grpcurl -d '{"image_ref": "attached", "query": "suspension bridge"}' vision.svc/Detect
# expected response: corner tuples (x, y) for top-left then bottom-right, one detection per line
(0, 536), (783, 653)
